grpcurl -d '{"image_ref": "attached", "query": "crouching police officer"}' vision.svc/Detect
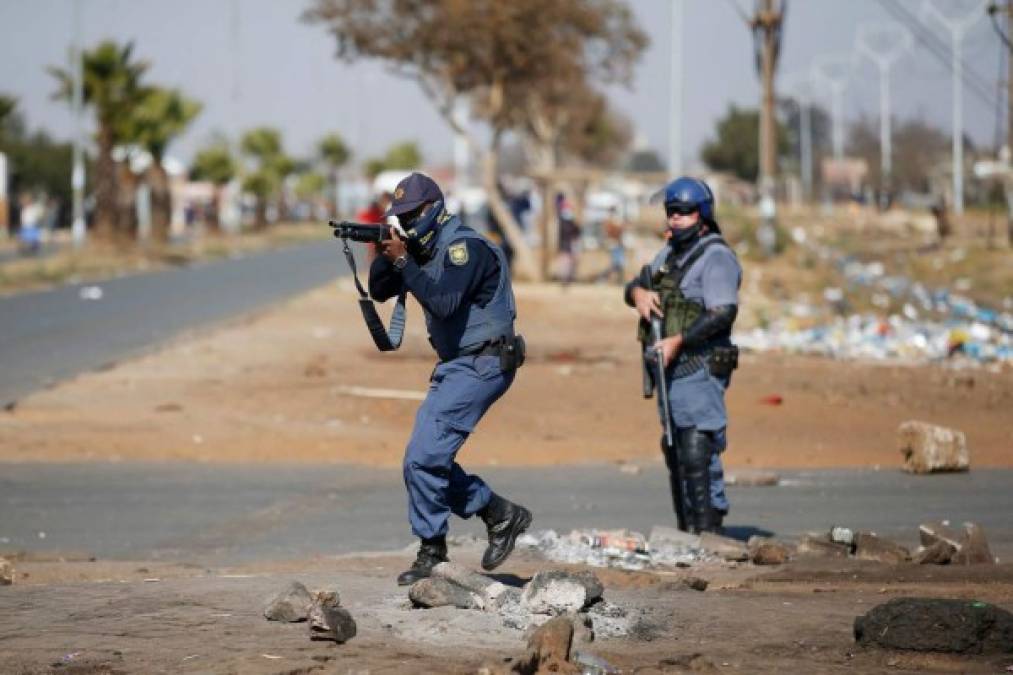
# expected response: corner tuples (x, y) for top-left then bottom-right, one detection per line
(368, 172), (532, 585)
(624, 177), (741, 534)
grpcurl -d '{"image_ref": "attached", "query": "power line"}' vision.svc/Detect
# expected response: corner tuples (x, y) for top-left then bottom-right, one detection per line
(876, 0), (999, 109)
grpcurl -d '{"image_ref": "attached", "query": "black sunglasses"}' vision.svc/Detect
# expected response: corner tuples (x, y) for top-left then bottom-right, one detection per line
(665, 202), (698, 217)
(397, 203), (431, 228)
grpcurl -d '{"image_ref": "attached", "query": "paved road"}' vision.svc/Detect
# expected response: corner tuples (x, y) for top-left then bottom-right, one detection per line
(0, 242), (347, 406)
(1, 463), (1010, 565)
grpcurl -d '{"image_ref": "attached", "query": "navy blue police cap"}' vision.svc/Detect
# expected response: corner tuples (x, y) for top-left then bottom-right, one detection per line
(385, 172), (444, 217)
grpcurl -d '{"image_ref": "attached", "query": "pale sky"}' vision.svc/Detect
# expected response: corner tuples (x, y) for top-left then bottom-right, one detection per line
(0, 0), (1004, 170)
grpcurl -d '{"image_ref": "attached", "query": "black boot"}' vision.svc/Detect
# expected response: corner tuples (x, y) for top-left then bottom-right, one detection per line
(677, 428), (719, 534)
(396, 537), (448, 586)
(478, 494), (532, 571)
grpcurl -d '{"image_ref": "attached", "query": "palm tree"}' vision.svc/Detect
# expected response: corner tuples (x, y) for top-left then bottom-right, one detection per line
(240, 127), (292, 228)
(126, 87), (202, 241)
(317, 132), (350, 218)
(0, 95), (15, 131)
(190, 140), (237, 232)
(49, 41), (149, 241)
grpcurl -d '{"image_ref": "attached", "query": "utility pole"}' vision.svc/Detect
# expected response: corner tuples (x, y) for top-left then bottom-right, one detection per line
(856, 23), (912, 208)
(921, 0), (986, 215)
(70, 0), (86, 247)
(750, 0), (785, 256)
(751, 0), (784, 191)
(668, 0), (684, 177)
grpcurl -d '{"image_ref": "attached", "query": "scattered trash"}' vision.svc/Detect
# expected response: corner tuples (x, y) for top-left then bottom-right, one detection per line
(260, 654), (283, 660)
(79, 285), (103, 301)
(617, 462), (641, 475)
(142, 578), (161, 583)
(898, 421), (969, 474)
(758, 394), (784, 406)
(37, 531), (45, 540)
(855, 598), (1013, 654)
(829, 526), (855, 547)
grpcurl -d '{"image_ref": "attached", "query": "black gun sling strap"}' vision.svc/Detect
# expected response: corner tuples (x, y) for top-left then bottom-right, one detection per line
(340, 238), (406, 352)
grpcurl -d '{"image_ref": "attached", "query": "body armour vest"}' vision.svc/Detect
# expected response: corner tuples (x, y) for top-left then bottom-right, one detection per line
(420, 215), (516, 361)
(638, 235), (729, 346)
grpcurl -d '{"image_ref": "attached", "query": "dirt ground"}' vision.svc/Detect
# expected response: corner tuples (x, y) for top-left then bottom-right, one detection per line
(2, 545), (1012, 674)
(1, 278), (1010, 469)
(2, 238), (1012, 673)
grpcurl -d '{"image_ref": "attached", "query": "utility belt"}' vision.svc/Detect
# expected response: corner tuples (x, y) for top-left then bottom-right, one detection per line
(670, 345), (739, 380)
(437, 334), (527, 372)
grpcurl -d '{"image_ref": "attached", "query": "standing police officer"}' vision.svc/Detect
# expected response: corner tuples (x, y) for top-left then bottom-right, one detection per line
(368, 172), (532, 585)
(624, 177), (741, 534)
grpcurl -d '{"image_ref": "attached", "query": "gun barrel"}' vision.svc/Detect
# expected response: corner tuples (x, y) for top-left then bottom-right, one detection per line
(328, 220), (392, 244)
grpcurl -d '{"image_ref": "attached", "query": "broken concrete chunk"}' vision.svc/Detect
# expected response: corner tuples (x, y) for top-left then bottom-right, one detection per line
(853, 532), (910, 565)
(854, 598), (1013, 654)
(698, 532), (749, 561)
(681, 576), (709, 592)
(307, 591), (356, 643)
(796, 534), (850, 559)
(913, 540), (956, 565)
(898, 420), (970, 474)
(953, 523), (995, 565)
(747, 536), (793, 565)
(648, 525), (701, 551)
(263, 581), (314, 622)
(521, 570), (595, 615)
(919, 521), (962, 549)
(0, 558), (13, 586)
(408, 577), (480, 610)
(431, 562), (518, 609)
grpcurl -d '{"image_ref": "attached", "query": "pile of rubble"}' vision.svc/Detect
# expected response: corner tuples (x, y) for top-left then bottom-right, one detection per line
(263, 581), (357, 643)
(407, 562), (636, 637)
(519, 526), (789, 570)
(795, 520), (997, 566)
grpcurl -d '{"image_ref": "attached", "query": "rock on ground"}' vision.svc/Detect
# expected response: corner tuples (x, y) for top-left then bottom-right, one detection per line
(913, 540), (956, 565)
(853, 532), (910, 565)
(0, 558), (13, 586)
(796, 534), (850, 559)
(898, 420), (969, 474)
(919, 521), (963, 549)
(263, 581), (314, 622)
(408, 577), (481, 610)
(432, 562), (519, 609)
(854, 598), (1013, 654)
(747, 536), (793, 565)
(698, 532), (749, 561)
(521, 570), (602, 615)
(953, 523), (996, 565)
(307, 590), (356, 643)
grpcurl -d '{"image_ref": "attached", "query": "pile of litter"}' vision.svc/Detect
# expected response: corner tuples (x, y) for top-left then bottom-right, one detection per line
(518, 528), (740, 571)
(737, 234), (1013, 366)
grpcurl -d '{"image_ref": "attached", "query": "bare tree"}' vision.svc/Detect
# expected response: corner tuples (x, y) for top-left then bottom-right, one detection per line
(304, 0), (646, 280)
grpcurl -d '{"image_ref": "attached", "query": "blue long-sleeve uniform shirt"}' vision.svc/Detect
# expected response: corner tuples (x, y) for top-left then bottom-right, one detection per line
(368, 238), (500, 320)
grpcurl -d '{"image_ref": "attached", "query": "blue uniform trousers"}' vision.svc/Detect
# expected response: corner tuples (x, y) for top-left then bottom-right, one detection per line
(404, 354), (514, 539)
(659, 367), (731, 514)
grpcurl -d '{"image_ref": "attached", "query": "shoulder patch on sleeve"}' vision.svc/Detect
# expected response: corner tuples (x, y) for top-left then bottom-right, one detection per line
(447, 241), (469, 266)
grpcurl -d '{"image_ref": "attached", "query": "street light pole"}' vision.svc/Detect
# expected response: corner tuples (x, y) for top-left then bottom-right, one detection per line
(921, 0), (986, 215)
(811, 55), (851, 162)
(668, 0), (683, 178)
(855, 23), (912, 202)
(71, 0), (86, 247)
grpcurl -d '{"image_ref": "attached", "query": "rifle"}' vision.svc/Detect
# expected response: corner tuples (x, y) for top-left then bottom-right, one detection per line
(327, 220), (406, 352)
(329, 220), (396, 244)
(639, 266), (688, 532)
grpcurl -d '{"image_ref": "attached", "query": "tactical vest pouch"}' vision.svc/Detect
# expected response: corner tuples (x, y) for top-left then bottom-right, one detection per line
(707, 346), (739, 378)
(499, 334), (526, 372)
